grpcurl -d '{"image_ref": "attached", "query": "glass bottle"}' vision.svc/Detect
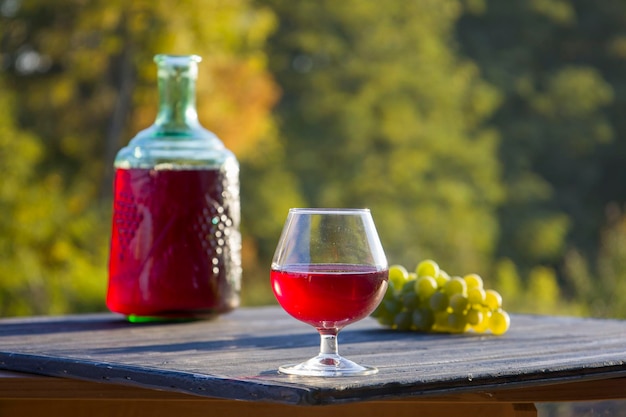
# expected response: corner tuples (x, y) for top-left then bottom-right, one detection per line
(106, 54), (241, 322)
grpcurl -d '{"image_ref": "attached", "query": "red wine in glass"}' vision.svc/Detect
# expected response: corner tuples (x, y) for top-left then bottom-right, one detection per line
(271, 263), (388, 332)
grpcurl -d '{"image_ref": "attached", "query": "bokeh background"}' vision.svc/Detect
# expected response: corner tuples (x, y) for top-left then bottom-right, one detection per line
(2, 1), (626, 414)
(4, 0), (626, 319)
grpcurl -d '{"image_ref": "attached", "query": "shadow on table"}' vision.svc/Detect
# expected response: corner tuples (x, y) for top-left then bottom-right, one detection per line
(0, 314), (133, 336)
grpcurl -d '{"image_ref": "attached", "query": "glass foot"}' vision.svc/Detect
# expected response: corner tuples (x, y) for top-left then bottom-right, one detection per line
(278, 354), (378, 377)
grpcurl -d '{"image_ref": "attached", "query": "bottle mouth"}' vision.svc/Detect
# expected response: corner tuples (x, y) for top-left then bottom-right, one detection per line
(154, 54), (202, 67)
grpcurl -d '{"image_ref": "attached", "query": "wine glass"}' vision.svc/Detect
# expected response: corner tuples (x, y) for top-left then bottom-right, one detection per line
(270, 208), (389, 376)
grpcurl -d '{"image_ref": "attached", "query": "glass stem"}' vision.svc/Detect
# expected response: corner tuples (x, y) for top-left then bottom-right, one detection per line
(319, 333), (339, 356)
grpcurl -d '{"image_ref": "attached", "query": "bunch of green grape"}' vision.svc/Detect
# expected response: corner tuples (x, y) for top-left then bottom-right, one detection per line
(371, 260), (511, 335)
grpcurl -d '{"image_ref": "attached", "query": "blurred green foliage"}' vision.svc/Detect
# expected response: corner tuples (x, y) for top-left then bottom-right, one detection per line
(2, 0), (626, 318)
(0, 84), (107, 315)
(263, 0), (503, 278)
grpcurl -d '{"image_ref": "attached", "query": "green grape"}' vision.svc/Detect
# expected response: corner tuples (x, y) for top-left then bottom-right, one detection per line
(412, 308), (435, 331)
(467, 287), (486, 305)
(402, 278), (417, 293)
(449, 293), (469, 313)
(414, 276), (438, 299)
(372, 298), (394, 324)
(488, 309), (510, 335)
(444, 276), (467, 297)
(388, 264), (409, 292)
(375, 306), (395, 326)
(400, 279), (418, 308)
(393, 310), (413, 331)
(416, 259), (440, 278)
(466, 308), (484, 326)
(401, 291), (419, 309)
(484, 289), (503, 310)
(429, 291), (449, 312)
(472, 308), (491, 333)
(464, 273), (484, 289)
(447, 312), (468, 333)
(383, 298), (403, 316)
(435, 270), (450, 288)
(434, 311), (450, 330)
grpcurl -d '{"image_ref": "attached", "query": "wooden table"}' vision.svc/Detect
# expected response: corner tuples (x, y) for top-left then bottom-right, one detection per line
(1, 306), (625, 417)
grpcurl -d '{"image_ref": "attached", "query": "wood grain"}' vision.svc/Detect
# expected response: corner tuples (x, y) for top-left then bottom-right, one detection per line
(0, 307), (624, 405)
(0, 399), (538, 417)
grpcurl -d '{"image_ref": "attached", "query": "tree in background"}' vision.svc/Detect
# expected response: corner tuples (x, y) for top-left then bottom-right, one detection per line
(457, 0), (626, 317)
(562, 204), (626, 318)
(0, 83), (106, 315)
(260, 0), (503, 276)
(0, 0), (297, 314)
(2, 0), (279, 179)
(457, 0), (615, 272)
(3, 0), (626, 317)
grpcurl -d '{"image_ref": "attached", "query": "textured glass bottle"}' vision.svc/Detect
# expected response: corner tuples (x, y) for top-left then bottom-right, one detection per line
(107, 54), (241, 322)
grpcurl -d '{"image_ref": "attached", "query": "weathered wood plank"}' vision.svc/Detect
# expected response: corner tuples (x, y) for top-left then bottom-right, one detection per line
(0, 398), (538, 417)
(2, 370), (625, 403)
(0, 307), (624, 405)
(0, 372), (540, 417)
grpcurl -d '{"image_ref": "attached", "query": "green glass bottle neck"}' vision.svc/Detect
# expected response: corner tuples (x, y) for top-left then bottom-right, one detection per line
(114, 55), (232, 169)
(154, 55), (201, 132)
